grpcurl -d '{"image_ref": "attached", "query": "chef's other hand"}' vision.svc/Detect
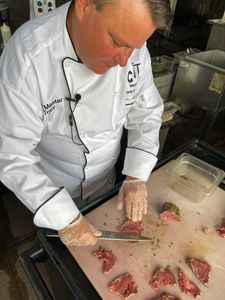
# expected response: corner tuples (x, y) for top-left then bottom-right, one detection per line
(58, 213), (102, 247)
(117, 178), (148, 222)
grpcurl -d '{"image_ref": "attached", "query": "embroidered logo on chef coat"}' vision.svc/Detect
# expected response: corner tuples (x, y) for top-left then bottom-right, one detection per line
(126, 62), (140, 105)
(42, 98), (63, 115)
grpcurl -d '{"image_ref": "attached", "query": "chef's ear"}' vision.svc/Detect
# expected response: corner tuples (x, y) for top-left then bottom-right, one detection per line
(75, 0), (92, 21)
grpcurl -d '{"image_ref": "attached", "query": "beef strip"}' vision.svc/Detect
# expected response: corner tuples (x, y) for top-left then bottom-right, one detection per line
(178, 267), (201, 298)
(108, 272), (138, 299)
(93, 246), (115, 275)
(188, 258), (211, 286)
(150, 267), (176, 289)
(120, 219), (143, 235)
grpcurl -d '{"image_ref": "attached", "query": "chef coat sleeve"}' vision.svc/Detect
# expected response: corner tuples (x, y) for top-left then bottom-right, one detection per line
(0, 77), (80, 231)
(122, 47), (164, 181)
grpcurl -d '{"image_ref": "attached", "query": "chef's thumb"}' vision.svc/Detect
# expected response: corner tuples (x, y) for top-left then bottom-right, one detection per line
(89, 224), (102, 237)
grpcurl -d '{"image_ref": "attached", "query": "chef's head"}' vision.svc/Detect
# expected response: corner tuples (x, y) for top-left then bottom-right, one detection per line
(68, 0), (171, 74)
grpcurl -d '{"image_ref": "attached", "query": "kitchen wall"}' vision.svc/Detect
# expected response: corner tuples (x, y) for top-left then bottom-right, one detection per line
(5, 0), (225, 33)
(5, 0), (67, 33)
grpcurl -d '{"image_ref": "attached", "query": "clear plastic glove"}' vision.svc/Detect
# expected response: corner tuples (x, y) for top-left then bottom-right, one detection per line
(117, 179), (148, 221)
(58, 213), (102, 247)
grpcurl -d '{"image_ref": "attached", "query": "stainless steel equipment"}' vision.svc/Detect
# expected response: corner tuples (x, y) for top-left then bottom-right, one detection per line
(171, 49), (225, 140)
(207, 17), (225, 52)
(0, 0), (9, 26)
(172, 49), (225, 112)
(46, 230), (151, 242)
(152, 55), (176, 102)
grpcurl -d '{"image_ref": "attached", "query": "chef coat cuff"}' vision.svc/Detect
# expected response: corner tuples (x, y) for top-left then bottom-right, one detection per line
(122, 148), (158, 181)
(33, 188), (80, 230)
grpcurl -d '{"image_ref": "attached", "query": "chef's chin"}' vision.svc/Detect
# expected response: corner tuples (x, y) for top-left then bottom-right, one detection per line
(88, 63), (112, 75)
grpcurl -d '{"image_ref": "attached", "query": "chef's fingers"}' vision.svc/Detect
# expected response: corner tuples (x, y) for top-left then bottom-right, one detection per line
(143, 195), (148, 215)
(131, 206), (138, 222)
(89, 224), (102, 237)
(58, 215), (98, 247)
(125, 195), (132, 219)
(136, 201), (143, 222)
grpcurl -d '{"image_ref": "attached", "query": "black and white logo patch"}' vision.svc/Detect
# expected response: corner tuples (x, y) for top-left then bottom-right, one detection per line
(126, 62), (140, 105)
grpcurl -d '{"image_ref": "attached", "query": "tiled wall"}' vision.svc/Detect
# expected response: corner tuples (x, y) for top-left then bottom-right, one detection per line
(5, 0), (67, 33)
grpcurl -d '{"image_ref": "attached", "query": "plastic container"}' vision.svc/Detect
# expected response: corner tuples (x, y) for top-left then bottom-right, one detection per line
(161, 101), (180, 123)
(167, 153), (225, 202)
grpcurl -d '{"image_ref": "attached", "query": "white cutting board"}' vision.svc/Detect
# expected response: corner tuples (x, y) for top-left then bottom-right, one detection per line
(69, 162), (225, 300)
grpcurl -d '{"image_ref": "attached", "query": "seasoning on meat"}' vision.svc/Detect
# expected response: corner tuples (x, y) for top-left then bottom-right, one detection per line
(178, 267), (201, 298)
(121, 219), (143, 235)
(152, 294), (180, 300)
(160, 202), (181, 222)
(188, 258), (211, 286)
(108, 272), (138, 299)
(93, 246), (115, 275)
(149, 267), (176, 289)
(216, 218), (225, 238)
(201, 226), (209, 234)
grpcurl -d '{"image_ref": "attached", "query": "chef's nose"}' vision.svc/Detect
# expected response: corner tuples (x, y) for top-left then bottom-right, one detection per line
(114, 48), (133, 67)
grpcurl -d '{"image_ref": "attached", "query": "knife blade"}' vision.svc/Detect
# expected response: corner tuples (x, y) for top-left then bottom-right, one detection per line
(46, 230), (151, 242)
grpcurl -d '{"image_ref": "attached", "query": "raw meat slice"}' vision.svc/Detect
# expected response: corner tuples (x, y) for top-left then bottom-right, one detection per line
(108, 272), (138, 299)
(178, 267), (201, 298)
(188, 258), (211, 286)
(160, 202), (181, 222)
(93, 247), (115, 274)
(216, 218), (225, 238)
(150, 267), (176, 289)
(121, 219), (143, 235)
(152, 294), (180, 300)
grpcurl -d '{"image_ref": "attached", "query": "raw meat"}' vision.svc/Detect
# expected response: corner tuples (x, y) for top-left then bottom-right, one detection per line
(93, 246), (115, 274)
(178, 267), (201, 298)
(152, 294), (180, 300)
(160, 202), (181, 222)
(108, 272), (138, 299)
(188, 258), (211, 286)
(216, 218), (225, 238)
(120, 219), (143, 235)
(150, 267), (176, 289)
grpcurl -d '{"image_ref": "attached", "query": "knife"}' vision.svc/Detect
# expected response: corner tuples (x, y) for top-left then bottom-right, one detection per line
(46, 230), (151, 242)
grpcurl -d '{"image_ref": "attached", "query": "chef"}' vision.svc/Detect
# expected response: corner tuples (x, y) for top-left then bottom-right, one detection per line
(0, 0), (171, 247)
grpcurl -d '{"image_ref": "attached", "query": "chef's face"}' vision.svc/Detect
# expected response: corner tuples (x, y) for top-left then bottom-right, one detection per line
(70, 0), (156, 74)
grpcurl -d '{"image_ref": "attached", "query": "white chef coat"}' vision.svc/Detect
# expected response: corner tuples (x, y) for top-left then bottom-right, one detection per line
(0, 2), (163, 230)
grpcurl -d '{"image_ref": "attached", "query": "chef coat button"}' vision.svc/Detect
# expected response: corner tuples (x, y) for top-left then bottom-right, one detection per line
(75, 94), (81, 101)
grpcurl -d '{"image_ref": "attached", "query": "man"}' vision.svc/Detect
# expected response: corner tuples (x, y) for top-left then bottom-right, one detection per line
(0, 0), (171, 247)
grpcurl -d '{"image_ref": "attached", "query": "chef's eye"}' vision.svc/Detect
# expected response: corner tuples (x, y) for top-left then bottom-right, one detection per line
(112, 37), (123, 48)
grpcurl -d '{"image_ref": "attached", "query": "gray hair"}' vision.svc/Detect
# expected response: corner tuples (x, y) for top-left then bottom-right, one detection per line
(92, 0), (171, 29)
(72, 0), (171, 29)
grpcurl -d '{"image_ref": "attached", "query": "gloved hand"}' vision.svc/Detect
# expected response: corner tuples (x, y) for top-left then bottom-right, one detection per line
(117, 179), (148, 221)
(58, 213), (101, 247)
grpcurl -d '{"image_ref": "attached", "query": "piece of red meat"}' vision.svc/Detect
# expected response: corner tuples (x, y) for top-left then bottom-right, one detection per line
(153, 294), (180, 300)
(150, 267), (176, 289)
(178, 267), (201, 298)
(188, 258), (211, 286)
(93, 247), (115, 275)
(216, 218), (225, 238)
(108, 272), (138, 299)
(121, 219), (143, 235)
(160, 202), (181, 222)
